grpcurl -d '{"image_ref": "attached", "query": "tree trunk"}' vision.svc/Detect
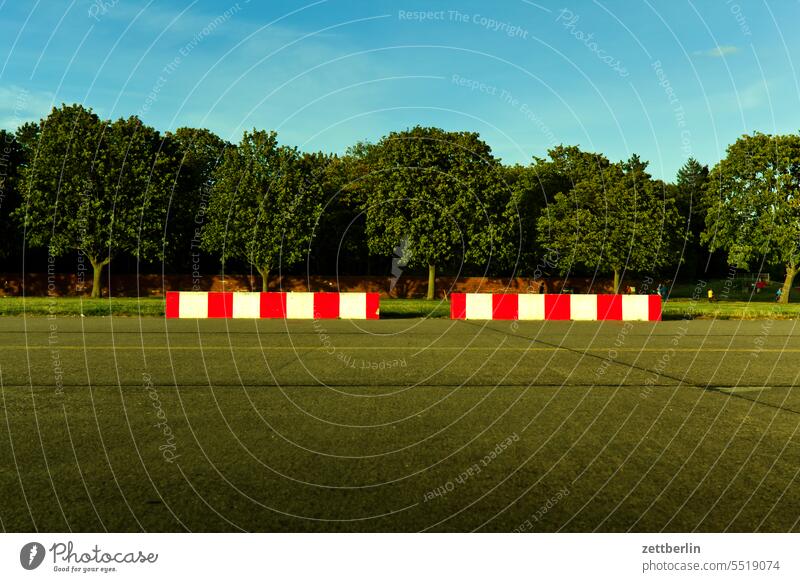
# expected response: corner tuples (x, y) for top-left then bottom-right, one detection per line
(779, 264), (797, 304)
(256, 266), (270, 292)
(88, 256), (110, 299)
(427, 264), (436, 301)
(613, 268), (621, 294)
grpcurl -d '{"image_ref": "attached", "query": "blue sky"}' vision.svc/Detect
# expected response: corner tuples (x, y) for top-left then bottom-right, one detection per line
(1, 0), (799, 180)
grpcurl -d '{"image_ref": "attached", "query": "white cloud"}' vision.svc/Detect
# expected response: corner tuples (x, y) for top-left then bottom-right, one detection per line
(709, 78), (774, 114)
(693, 45), (739, 58)
(737, 79), (770, 109)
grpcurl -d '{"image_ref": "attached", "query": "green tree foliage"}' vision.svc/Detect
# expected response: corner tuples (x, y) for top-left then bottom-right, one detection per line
(166, 127), (229, 270)
(362, 126), (505, 300)
(304, 151), (372, 275)
(702, 133), (800, 303)
(674, 157), (709, 277)
(536, 144), (612, 189)
(0, 129), (25, 261)
(497, 164), (546, 276)
(537, 148), (682, 292)
(13, 105), (179, 297)
(202, 130), (321, 291)
(529, 145), (611, 277)
(508, 146), (613, 278)
(12, 103), (798, 297)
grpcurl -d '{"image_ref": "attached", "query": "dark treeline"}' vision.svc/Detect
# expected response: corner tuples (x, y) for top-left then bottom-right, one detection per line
(1, 104), (799, 302)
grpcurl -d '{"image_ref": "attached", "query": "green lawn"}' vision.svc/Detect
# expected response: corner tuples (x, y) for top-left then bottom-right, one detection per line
(1, 318), (798, 532)
(0, 296), (166, 317)
(379, 298), (451, 318)
(662, 299), (800, 319)
(2, 295), (799, 319)
(0, 297), (453, 318)
(668, 278), (795, 303)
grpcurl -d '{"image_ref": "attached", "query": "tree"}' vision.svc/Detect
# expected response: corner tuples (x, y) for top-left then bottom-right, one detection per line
(528, 145), (612, 277)
(165, 127), (229, 270)
(537, 150), (682, 292)
(362, 126), (504, 300)
(0, 129), (25, 261)
(702, 133), (800, 303)
(13, 105), (179, 297)
(500, 149), (610, 278)
(535, 144), (612, 191)
(495, 164), (544, 276)
(201, 130), (321, 291)
(304, 151), (372, 276)
(675, 157), (709, 277)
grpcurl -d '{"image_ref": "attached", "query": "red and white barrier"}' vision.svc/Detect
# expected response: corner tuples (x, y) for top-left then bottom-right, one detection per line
(165, 292), (380, 319)
(450, 293), (661, 321)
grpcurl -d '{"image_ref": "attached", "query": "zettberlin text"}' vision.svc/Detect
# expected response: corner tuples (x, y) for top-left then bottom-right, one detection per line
(642, 543), (701, 554)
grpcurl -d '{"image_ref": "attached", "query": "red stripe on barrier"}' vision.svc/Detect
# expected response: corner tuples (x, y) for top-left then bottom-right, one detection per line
(648, 294), (662, 321)
(314, 293), (340, 319)
(260, 292), (287, 318)
(208, 292), (233, 318)
(366, 293), (380, 320)
(597, 294), (622, 321)
(450, 293), (466, 319)
(545, 294), (571, 320)
(165, 292), (180, 319)
(492, 294), (518, 320)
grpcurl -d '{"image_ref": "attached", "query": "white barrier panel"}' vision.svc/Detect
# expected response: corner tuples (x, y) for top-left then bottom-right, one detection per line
(286, 292), (315, 319)
(339, 292), (367, 319)
(570, 294), (598, 320)
(621, 295), (651, 321)
(177, 292), (208, 319)
(518, 294), (545, 320)
(465, 293), (493, 319)
(232, 292), (261, 319)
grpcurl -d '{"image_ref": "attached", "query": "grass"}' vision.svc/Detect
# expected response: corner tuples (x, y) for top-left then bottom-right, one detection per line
(1, 318), (799, 532)
(662, 299), (800, 320)
(0, 296), (166, 317)
(379, 298), (451, 318)
(2, 293), (799, 319)
(668, 278), (794, 303)
(0, 297), (453, 318)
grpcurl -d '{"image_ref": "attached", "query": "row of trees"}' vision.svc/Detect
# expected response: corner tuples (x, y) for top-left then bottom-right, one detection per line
(0, 104), (798, 301)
